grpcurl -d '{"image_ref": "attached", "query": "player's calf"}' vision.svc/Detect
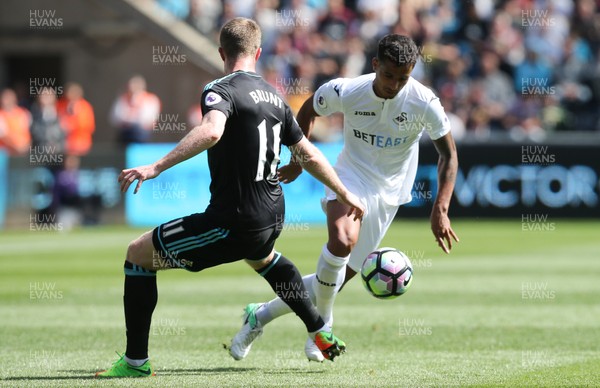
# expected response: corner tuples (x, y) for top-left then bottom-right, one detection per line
(254, 252), (324, 332)
(313, 244), (349, 325)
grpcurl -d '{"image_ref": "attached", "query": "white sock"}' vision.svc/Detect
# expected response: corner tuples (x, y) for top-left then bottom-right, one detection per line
(312, 245), (348, 326)
(256, 273), (316, 325)
(124, 355), (148, 367)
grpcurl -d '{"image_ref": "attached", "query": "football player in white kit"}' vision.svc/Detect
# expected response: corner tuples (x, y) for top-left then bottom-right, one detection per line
(229, 34), (459, 362)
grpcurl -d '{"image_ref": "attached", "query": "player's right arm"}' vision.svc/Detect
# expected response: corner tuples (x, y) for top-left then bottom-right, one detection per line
(289, 136), (364, 221)
(118, 109), (226, 194)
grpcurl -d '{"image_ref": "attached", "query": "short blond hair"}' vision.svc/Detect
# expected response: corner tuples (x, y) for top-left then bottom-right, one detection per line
(219, 17), (261, 60)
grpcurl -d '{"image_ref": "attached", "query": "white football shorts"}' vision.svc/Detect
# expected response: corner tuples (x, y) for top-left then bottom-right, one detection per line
(322, 168), (400, 272)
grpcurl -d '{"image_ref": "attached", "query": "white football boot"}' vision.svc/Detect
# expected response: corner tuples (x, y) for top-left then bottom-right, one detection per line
(229, 303), (263, 360)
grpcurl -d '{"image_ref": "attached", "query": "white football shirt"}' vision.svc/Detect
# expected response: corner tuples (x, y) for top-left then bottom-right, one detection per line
(313, 73), (451, 206)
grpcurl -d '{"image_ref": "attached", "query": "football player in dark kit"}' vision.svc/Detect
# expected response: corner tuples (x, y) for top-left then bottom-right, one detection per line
(96, 17), (364, 377)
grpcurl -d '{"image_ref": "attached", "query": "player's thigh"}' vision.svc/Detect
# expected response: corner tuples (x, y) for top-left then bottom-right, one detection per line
(326, 199), (362, 255)
(243, 223), (282, 270)
(322, 170), (366, 255)
(153, 213), (282, 273)
(126, 230), (161, 270)
(347, 199), (399, 273)
(152, 214), (235, 272)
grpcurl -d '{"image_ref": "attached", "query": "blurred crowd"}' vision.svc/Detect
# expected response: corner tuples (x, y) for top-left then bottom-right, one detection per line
(1, 0), (598, 227)
(0, 76), (163, 228)
(0, 75), (163, 158)
(2, 1), (599, 155)
(0, 84), (95, 158)
(156, 0), (600, 141)
(0, 84), (97, 228)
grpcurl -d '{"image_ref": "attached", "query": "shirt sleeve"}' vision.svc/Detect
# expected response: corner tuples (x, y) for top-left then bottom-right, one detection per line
(313, 78), (345, 116)
(282, 103), (304, 146)
(424, 97), (451, 140)
(201, 83), (232, 118)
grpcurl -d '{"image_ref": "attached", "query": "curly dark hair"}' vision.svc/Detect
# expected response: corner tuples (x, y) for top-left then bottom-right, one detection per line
(377, 34), (419, 66)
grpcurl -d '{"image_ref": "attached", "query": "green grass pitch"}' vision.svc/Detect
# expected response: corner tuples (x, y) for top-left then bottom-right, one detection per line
(0, 220), (599, 387)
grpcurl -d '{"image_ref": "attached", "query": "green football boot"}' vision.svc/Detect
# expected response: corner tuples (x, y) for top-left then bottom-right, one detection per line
(95, 352), (155, 378)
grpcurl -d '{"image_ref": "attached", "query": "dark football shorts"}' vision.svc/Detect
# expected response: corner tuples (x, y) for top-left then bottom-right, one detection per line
(151, 212), (282, 272)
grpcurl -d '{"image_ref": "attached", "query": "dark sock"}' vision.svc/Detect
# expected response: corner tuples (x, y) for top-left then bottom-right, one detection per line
(257, 253), (324, 333)
(123, 261), (157, 360)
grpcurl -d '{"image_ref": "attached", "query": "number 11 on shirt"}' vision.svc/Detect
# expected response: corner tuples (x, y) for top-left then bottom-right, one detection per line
(255, 119), (281, 182)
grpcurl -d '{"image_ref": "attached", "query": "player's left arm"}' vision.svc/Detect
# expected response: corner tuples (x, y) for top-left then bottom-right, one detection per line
(290, 136), (365, 221)
(431, 132), (460, 253)
(118, 110), (226, 194)
(279, 79), (344, 184)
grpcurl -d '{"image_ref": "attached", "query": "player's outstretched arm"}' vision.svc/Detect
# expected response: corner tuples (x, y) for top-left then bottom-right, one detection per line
(431, 132), (460, 253)
(278, 94), (320, 184)
(289, 136), (364, 221)
(118, 110), (226, 194)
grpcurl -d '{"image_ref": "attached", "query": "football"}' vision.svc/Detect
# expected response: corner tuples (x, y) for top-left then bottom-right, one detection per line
(361, 248), (413, 299)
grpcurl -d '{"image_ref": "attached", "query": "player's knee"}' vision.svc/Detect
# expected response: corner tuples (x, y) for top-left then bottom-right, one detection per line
(126, 230), (155, 264)
(246, 258), (267, 271)
(328, 233), (357, 257)
(126, 239), (142, 265)
(245, 251), (275, 271)
(126, 235), (152, 266)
